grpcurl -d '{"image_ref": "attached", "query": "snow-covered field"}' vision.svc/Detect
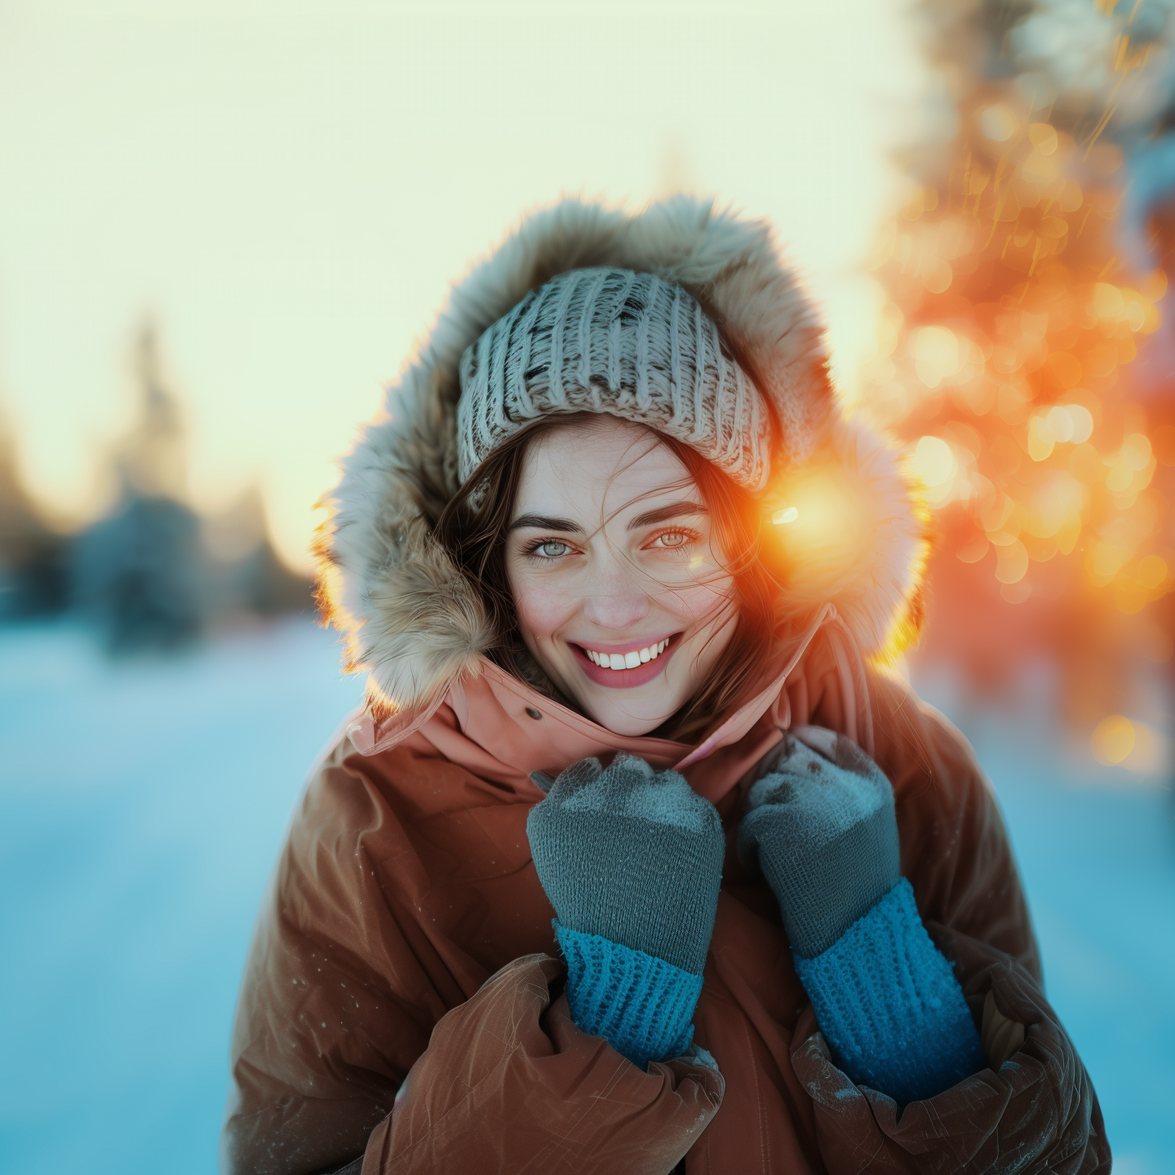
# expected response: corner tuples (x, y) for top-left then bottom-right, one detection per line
(0, 620), (1172, 1174)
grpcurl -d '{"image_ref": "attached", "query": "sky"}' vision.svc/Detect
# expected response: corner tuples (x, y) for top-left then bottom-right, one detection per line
(0, 0), (935, 569)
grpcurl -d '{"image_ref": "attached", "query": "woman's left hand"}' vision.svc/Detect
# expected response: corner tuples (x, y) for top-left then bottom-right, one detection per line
(736, 726), (901, 959)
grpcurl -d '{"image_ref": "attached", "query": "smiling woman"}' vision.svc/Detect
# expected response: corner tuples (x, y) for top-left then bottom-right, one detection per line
(225, 198), (1109, 1175)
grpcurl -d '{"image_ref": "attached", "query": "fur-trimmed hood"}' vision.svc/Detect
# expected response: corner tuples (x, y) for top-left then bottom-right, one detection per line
(316, 197), (928, 714)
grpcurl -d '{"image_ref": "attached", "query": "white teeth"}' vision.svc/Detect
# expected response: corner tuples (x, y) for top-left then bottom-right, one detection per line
(583, 639), (672, 670)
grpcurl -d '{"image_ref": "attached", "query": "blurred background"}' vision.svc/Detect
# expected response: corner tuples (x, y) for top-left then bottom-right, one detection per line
(1, 1), (1173, 1171)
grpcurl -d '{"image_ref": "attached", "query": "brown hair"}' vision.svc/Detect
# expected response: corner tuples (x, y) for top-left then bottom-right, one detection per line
(434, 415), (796, 742)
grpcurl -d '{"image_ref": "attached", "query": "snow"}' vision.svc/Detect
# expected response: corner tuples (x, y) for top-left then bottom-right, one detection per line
(0, 620), (364, 1175)
(0, 621), (1171, 1173)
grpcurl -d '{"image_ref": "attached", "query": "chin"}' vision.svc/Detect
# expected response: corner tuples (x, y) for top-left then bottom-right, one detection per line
(588, 711), (672, 738)
(580, 689), (683, 738)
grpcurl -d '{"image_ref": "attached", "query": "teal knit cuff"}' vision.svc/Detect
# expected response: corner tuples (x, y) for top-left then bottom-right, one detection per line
(794, 878), (985, 1104)
(554, 921), (704, 1070)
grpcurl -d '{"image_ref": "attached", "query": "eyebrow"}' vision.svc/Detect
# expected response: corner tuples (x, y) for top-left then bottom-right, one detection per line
(508, 513), (586, 533)
(508, 501), (708, 534)
(626, 501), (708, 530)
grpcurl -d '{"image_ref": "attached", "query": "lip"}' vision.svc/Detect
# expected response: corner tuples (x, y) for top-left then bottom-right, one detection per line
(570, 633), (682, 689)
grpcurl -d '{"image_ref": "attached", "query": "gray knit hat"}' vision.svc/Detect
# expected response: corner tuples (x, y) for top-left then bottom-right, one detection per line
(457, 267), (772, 490)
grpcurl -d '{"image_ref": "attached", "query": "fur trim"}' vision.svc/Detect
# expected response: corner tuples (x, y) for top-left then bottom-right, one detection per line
(317, 197), (928, 710)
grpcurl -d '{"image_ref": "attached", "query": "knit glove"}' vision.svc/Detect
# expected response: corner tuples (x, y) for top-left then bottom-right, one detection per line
(737, 726), (900, 959)
(527, 754), (725, 1069)
(738, 726), (984, 1103)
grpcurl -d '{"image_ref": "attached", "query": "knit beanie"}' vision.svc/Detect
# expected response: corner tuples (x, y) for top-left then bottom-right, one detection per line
(457, 267), (772, 490)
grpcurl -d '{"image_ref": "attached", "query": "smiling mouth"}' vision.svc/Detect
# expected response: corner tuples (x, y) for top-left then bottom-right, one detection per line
(582, 638), (670, 670)
(570, 634), (682, 689)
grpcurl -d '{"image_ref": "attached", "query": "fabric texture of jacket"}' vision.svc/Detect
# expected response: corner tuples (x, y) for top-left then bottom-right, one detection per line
(223, 198), (1109, 1173)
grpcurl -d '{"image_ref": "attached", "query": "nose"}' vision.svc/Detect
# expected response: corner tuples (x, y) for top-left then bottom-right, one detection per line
(580, 558), (651, 630)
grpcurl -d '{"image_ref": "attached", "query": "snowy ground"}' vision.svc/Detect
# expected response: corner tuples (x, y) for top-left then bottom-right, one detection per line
(0, 620), (1172, 1174)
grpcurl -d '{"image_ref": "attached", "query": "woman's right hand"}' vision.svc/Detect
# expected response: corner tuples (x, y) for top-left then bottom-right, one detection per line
(526, 753), (724, 974)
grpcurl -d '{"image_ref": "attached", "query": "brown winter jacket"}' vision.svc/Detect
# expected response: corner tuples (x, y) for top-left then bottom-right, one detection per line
(222, 621), (1109, 1174)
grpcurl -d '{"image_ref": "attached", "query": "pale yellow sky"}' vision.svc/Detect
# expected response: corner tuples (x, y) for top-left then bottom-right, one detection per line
(0, 0), (934, 570)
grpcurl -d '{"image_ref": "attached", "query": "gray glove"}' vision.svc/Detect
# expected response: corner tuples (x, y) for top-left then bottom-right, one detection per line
(736, 726), (899, 958)
(526, 753), (724, 972)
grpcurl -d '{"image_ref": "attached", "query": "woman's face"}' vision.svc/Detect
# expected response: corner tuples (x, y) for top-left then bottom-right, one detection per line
(505, 416), (737, 737)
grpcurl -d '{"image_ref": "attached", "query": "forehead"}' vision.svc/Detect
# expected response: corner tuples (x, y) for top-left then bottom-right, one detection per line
(514, 418), (694, 515)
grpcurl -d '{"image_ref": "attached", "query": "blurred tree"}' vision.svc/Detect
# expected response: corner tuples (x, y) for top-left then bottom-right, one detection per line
(73, 495), (203, 651)
(242, 537), (314, 616)
(0, 413), (68, 618)
(72, 326), (204, 652)
(3, 323), (311, 647)
(867, 0), (1175, 730)
(202, 486), (311, 619)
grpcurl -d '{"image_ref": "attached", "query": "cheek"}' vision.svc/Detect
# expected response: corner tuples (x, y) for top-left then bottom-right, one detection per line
(666, 573), (737, 629)
(509, 576), (578, 644)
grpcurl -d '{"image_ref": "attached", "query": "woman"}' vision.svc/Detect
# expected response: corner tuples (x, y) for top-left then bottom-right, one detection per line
(223, 198), (1109, 1174)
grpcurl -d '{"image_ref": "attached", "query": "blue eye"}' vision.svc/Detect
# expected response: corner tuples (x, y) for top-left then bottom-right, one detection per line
(535, 540), (570, 558)
(648, 530), (695, 551)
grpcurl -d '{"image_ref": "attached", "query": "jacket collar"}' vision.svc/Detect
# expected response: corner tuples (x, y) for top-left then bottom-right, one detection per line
(344, 604), (870, 806)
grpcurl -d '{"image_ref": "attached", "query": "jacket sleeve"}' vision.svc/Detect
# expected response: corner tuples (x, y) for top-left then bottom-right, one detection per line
(790, 673), (1111, 1172)
(226, 935), (722, 1175)
(221, 740), (723, 1175)
(361, 954), (723, 1175)
(790, 926), (1108, 1172)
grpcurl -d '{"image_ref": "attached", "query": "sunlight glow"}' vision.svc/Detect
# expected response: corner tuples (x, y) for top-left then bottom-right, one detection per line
(913, 435), (956, 487)
(1092, 715), (1136, 766)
